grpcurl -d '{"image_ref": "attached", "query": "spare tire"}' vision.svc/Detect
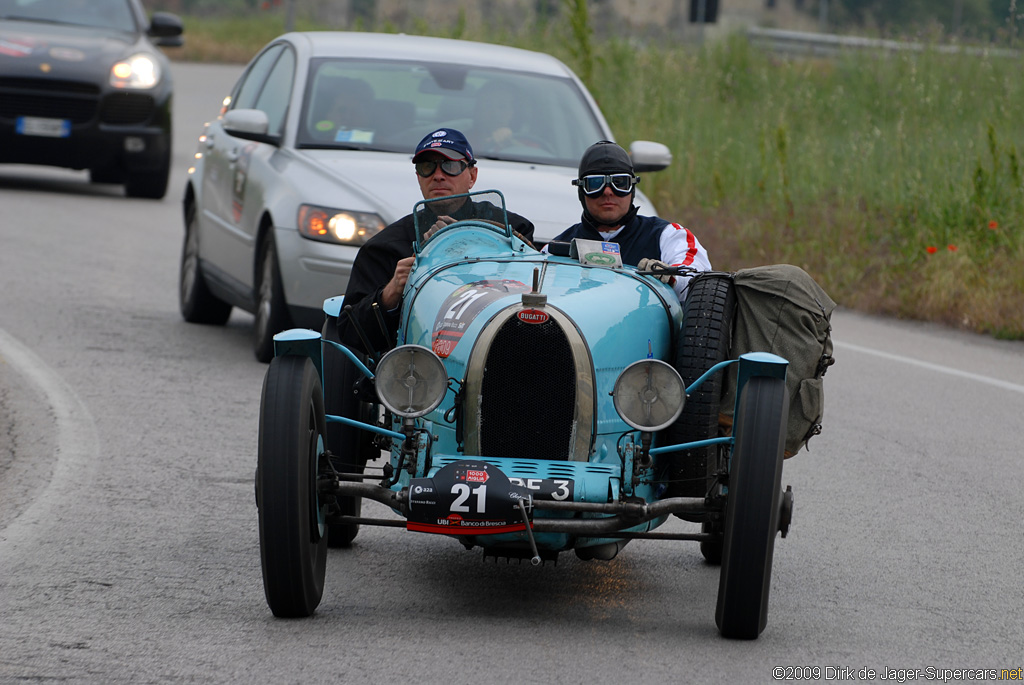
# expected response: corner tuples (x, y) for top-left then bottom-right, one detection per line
(661, 273), (735, 499)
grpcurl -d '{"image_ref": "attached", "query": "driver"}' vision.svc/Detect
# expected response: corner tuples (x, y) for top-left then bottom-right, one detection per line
(337, 128), (534, 353)
(552, 140), (712, 300)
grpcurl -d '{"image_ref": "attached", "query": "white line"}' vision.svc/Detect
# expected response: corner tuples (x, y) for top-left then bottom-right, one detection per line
(834, 340), (1024, 395)
(0, 327), (99, 541)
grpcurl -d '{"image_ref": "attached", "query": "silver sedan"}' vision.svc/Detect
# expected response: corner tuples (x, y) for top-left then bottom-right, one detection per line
(179, 31), (671, 361)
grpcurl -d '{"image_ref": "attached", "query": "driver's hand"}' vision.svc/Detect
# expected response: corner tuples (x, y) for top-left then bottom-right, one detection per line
(423, 215), (456, 240)
(380, 256), (415, 309)
(637, 257), (677, 285)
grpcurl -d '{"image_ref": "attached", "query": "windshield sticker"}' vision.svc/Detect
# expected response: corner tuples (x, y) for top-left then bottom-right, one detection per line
(431, 279), (529, 358)
(334, 129), (374, 143)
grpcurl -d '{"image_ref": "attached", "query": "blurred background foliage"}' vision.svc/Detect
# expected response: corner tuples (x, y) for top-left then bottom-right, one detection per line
(144, 0), (1023, 338)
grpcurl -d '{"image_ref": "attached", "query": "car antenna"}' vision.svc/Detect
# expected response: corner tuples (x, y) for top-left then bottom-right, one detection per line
(342, 304), (381, 360)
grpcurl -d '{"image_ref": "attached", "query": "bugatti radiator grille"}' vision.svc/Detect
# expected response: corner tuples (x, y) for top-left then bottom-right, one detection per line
(478, 317), (576, 459)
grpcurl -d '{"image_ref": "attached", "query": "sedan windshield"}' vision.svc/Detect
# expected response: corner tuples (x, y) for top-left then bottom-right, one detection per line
(296, 58), (607, 168)
(0, 0), (136, 32)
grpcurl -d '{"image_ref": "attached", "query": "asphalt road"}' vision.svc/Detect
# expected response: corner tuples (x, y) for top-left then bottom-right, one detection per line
(1, 62), (1023, 684)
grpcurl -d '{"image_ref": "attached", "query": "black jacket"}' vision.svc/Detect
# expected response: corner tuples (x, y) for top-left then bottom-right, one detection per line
(337, 199), (534, 354)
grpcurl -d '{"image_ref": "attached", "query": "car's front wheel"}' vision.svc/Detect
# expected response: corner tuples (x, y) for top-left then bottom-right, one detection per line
(253, 231), (292, 363)
(124, 148), (171, 199)
(257, 355), (329, 618)
(715, 375), (788, 639)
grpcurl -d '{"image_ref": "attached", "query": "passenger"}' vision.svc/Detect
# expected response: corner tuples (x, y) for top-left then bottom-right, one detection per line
(553, 140), (712, 300)
(337, 128), (535, 353)
(311, 77), (374, 142)
(469, 82), (520, 151)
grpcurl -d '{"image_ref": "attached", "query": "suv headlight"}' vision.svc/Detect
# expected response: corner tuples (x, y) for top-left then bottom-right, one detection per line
(110, 53), (160, 89)
(298, 204), (386, 246)
(375, 345), (448, 419)
(612, 359), (685, 432)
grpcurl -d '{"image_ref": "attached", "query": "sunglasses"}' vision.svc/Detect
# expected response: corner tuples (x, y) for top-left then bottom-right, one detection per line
(415, 159), (472, 178)
(573, 173), (638, 196)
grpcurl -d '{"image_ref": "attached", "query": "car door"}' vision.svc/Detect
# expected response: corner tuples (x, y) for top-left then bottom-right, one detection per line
(199, 43), (294, 291)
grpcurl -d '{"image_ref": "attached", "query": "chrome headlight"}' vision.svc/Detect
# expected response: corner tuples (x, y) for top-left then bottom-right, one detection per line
(375, 345), (447, 418)
(612, 359), (685, 432)
(297, 204), (386, 246)
(110, 53), (160, 89)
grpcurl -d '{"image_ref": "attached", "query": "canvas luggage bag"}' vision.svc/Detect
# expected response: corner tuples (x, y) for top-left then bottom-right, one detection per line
(721, 264), (836, 457)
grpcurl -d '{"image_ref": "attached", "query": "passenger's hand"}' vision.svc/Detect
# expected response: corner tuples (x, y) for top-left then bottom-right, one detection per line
(423, 215), (455, 240)
(380, 256), (415, 309)
(637, 258), (677, 285)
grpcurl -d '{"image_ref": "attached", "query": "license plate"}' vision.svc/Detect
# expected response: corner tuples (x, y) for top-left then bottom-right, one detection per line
(16, 117), (71, 138)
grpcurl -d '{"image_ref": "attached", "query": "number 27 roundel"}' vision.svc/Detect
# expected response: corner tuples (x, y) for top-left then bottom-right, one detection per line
(406, 461), (531, 535)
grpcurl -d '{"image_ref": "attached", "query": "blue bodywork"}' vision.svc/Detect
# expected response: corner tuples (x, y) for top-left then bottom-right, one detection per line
(273, 190), (788, 560)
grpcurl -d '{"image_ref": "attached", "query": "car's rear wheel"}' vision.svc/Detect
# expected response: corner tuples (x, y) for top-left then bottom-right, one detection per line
(254, 231), (292, 363)
(715, 375), (787, 640)
(257, 355), (329, 618)
(321, 316), (379, 547)
(661, 274), (735, 563)
(180, 202), (232, 325)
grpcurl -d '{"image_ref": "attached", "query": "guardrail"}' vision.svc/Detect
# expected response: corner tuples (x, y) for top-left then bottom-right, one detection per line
(746, 26), (1020, 59)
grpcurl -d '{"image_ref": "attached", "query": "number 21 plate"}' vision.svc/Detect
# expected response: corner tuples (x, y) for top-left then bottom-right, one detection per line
(407, 461), (531, 535)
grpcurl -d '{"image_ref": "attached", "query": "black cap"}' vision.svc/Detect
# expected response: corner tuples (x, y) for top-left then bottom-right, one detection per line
(578, 140), (633, 177)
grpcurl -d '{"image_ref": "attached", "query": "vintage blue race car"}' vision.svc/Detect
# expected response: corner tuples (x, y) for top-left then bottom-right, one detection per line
(255, 191), (795, 639)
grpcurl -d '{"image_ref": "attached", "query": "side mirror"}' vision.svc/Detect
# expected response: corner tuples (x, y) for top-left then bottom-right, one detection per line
(148, 12), (184, 48)
(629, 140), (673, 173)
(222, 109), (281, 147)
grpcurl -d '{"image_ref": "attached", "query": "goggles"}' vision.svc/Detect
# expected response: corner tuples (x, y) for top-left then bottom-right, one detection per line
(573, 173), (638, 196)
(415, 158), (472, 178)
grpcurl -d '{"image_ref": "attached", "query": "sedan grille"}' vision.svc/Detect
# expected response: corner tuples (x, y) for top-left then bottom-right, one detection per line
(478, 316), (577, 460)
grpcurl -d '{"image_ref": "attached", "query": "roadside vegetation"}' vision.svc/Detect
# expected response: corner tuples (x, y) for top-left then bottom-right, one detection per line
(162, 6), (1024, 339)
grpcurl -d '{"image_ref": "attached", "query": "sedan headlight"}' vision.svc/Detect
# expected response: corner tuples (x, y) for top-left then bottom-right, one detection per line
(297, 204), (386, 246)
(612, 359), (685, 432)
(110, 53), (160, 89)
(375, 345), (448, 419)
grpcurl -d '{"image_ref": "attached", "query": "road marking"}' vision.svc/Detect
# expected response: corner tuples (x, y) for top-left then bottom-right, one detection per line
(835, 340), (1024, 395)
(0, 327), (99, 542)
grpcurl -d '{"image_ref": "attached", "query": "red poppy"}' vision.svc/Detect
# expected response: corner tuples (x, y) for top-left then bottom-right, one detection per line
(926, 246), (937, 254)
(947, 244), (958, 252)
(988, 220), (998, 230)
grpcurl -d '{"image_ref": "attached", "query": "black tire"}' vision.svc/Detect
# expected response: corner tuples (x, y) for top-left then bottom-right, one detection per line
(661, 273), (735, 503)
(257, 355), (329, 617)
(124, 150), (170, 199)
(715, 375), (788, 639)
(321, 316), (378, 547)
(253, 232), (292, 363)
(179, 202), (232, 325)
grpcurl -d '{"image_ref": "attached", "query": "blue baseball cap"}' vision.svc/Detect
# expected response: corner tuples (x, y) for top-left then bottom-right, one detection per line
(413, 128), (475, 163)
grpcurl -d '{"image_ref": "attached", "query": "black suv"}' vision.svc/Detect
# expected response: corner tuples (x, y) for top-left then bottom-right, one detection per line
(0, 0), (183, 198)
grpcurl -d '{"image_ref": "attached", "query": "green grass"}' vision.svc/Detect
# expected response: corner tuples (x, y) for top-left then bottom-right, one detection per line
(167, 12), (1024, 339)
